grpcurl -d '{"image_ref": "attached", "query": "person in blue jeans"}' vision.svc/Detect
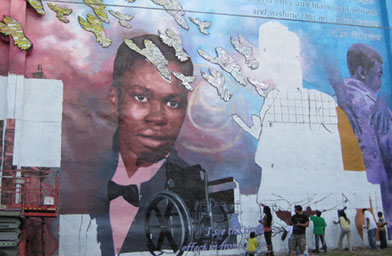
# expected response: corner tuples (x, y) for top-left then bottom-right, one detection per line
(363, 209), (377, 250)
(310, 211), (327, 253)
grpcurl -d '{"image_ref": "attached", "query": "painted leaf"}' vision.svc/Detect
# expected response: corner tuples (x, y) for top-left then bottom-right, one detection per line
(109, 10), (133, 28)
(159, 29), (189, 62)
(47, 3), (72, 24)
(151, 0), (189, 30)
(201, 67), (232, 102)
(231, 36), (259, 70)
(0, 16), (33, 51)
(198, 47), (246, 86)
(83, 0), (110, 23)
(78, 14), (112, 48)
(124, 38), (171, 82)
(172, 71), (195, 91)
(248, 77), (270, 97)
(189, 16), (211, 35)
(26, 0), (45, 15)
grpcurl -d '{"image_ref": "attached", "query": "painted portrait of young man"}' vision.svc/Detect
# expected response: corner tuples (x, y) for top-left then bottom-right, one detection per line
(90, 34), (194, 255)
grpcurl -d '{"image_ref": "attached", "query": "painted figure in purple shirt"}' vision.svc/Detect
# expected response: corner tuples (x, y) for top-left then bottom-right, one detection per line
(343, 44), (387, 184)
(330, 43), (392, 238)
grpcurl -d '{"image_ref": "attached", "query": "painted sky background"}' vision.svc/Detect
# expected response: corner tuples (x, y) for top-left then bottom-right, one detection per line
(1, 0), (391, 212)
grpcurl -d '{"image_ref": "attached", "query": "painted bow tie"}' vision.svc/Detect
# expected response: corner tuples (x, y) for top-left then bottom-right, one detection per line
(107, 180), (139, 207)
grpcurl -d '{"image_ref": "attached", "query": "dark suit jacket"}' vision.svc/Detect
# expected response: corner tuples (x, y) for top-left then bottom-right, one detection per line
(89, 148), (189, 256)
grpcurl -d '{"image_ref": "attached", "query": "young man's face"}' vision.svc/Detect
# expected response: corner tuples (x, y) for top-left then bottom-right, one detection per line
(114, 60), (187, 164)
(364, 61), (383, 93)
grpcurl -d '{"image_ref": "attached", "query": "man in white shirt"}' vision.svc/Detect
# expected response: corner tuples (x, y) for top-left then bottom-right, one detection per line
(363, 208), (378, 250)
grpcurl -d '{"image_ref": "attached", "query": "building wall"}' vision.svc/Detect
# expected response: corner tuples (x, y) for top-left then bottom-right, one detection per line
(0, 0), (391, 255)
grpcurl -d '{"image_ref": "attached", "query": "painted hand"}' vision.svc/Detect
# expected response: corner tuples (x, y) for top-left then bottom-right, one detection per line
(232, 114), (262, 140)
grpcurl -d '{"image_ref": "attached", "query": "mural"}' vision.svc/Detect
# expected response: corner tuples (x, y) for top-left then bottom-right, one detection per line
(0, 0), (391, 255)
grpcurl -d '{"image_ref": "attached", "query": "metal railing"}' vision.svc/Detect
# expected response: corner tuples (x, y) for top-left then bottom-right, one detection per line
(0, 169), (59, 217)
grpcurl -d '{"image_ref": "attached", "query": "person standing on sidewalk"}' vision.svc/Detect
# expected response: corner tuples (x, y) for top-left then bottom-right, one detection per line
(377, 211), (388, 249)
(363, 208), (377, 250)
(310, 210), (327, 253)
(246, 232), (258, 256)
(333, 208), (352, 252)
(289, 205), (309, 256)
(260, 205), (274, 256)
